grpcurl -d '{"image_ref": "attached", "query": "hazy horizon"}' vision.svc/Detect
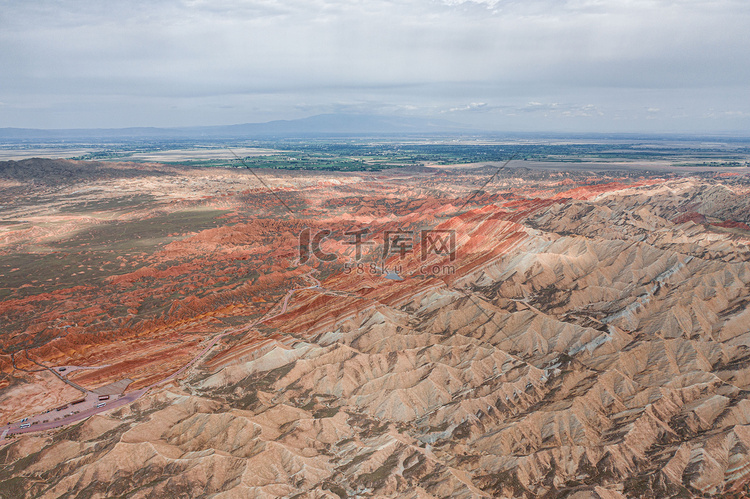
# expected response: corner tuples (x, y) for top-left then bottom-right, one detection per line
(2, 1), (749, 134)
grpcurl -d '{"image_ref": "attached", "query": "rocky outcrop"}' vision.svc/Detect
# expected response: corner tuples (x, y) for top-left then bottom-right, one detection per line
(2, 160), (750, 497)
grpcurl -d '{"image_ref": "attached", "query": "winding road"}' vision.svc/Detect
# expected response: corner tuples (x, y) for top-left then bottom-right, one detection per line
(1, 273), (323, 441)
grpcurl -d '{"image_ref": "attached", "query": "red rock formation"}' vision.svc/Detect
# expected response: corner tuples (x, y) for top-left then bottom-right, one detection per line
(2, 159), (750, 497)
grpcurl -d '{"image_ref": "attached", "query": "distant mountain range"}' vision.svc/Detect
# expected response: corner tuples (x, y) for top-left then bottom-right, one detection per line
(0, 114), (478, 141)
(3, 114), (748, 143)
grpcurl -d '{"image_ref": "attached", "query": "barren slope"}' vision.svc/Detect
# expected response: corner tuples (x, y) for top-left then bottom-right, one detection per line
(1, 159), (750, 498)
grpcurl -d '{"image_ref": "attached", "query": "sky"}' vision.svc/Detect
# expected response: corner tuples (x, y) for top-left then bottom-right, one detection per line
(1, 0), (749, 133)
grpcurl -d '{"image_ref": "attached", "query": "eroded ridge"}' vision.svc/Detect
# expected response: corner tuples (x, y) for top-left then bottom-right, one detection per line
(1, 159), (750, 498)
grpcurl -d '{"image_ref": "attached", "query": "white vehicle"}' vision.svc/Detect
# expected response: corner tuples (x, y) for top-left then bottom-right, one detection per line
(20, 423), (31, 428)
(20, 418), (28, 423)
(96, 403), (106, 408)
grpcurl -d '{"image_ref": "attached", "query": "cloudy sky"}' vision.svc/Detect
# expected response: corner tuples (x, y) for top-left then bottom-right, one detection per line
(1, 0), (749, 132)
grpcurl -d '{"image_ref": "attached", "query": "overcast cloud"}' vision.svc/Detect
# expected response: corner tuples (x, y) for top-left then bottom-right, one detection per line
(1, 0), (749, 132)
